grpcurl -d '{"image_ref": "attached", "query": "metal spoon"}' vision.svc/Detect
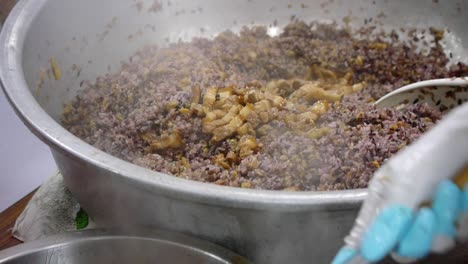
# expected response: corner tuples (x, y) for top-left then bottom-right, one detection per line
(375, 77), (468, 112)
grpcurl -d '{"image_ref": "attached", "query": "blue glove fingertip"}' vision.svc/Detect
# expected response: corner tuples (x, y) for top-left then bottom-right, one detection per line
(431, 181), (462, 254)
(331, 247), (357, 264)
(435, 221), (456, 238)
(462, 184), (468, 212)
(432, 180), (463, 239)
(433, 180), (463, 223)
(396, 208), (436, 259)
(361, 205), (414, 262)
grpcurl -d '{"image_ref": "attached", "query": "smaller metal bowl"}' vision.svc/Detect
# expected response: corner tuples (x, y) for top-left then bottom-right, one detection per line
(0, 229), (250, 264)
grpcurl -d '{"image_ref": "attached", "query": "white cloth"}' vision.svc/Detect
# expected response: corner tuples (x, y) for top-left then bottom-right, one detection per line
(12, 172), (95, 242)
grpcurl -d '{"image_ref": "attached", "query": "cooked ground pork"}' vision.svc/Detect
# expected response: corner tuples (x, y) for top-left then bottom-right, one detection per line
(62, 22), (468, 191)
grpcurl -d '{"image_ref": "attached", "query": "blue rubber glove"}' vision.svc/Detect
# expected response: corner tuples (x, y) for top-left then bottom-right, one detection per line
(332, 103), (468, 264)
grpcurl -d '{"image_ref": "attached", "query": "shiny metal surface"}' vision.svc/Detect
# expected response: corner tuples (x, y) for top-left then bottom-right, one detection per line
(375, 77), (468, 112)
(0, 229), (250, 264)
(0, 0), (467, 263)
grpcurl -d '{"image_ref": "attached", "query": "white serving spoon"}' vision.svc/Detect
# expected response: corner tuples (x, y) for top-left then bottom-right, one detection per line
(375, 77), (468, 112)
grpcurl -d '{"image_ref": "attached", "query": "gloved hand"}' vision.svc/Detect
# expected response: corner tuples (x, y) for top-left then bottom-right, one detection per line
(332, 102), (468, 264)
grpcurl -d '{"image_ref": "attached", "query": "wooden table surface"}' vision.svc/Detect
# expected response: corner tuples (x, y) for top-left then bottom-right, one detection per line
(0, 0), (16, 25)
(0, 191), (35, 251)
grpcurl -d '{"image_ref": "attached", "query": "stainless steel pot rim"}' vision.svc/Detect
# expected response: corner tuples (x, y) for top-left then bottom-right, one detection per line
(0, 0), (366, 211)
(0, 228), (250, 263)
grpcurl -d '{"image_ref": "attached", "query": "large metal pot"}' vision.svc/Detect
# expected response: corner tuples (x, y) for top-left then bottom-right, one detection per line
(1, 0), (466, 263)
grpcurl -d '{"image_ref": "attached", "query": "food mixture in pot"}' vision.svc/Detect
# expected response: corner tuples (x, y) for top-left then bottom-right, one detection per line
(62, 21), (468, 191)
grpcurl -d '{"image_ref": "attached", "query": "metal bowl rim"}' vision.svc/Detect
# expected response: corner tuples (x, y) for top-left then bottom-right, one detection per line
(0, 228), (250, 263)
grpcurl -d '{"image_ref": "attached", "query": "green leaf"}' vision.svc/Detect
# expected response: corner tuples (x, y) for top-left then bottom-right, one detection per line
(75, 208), (89, 230)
